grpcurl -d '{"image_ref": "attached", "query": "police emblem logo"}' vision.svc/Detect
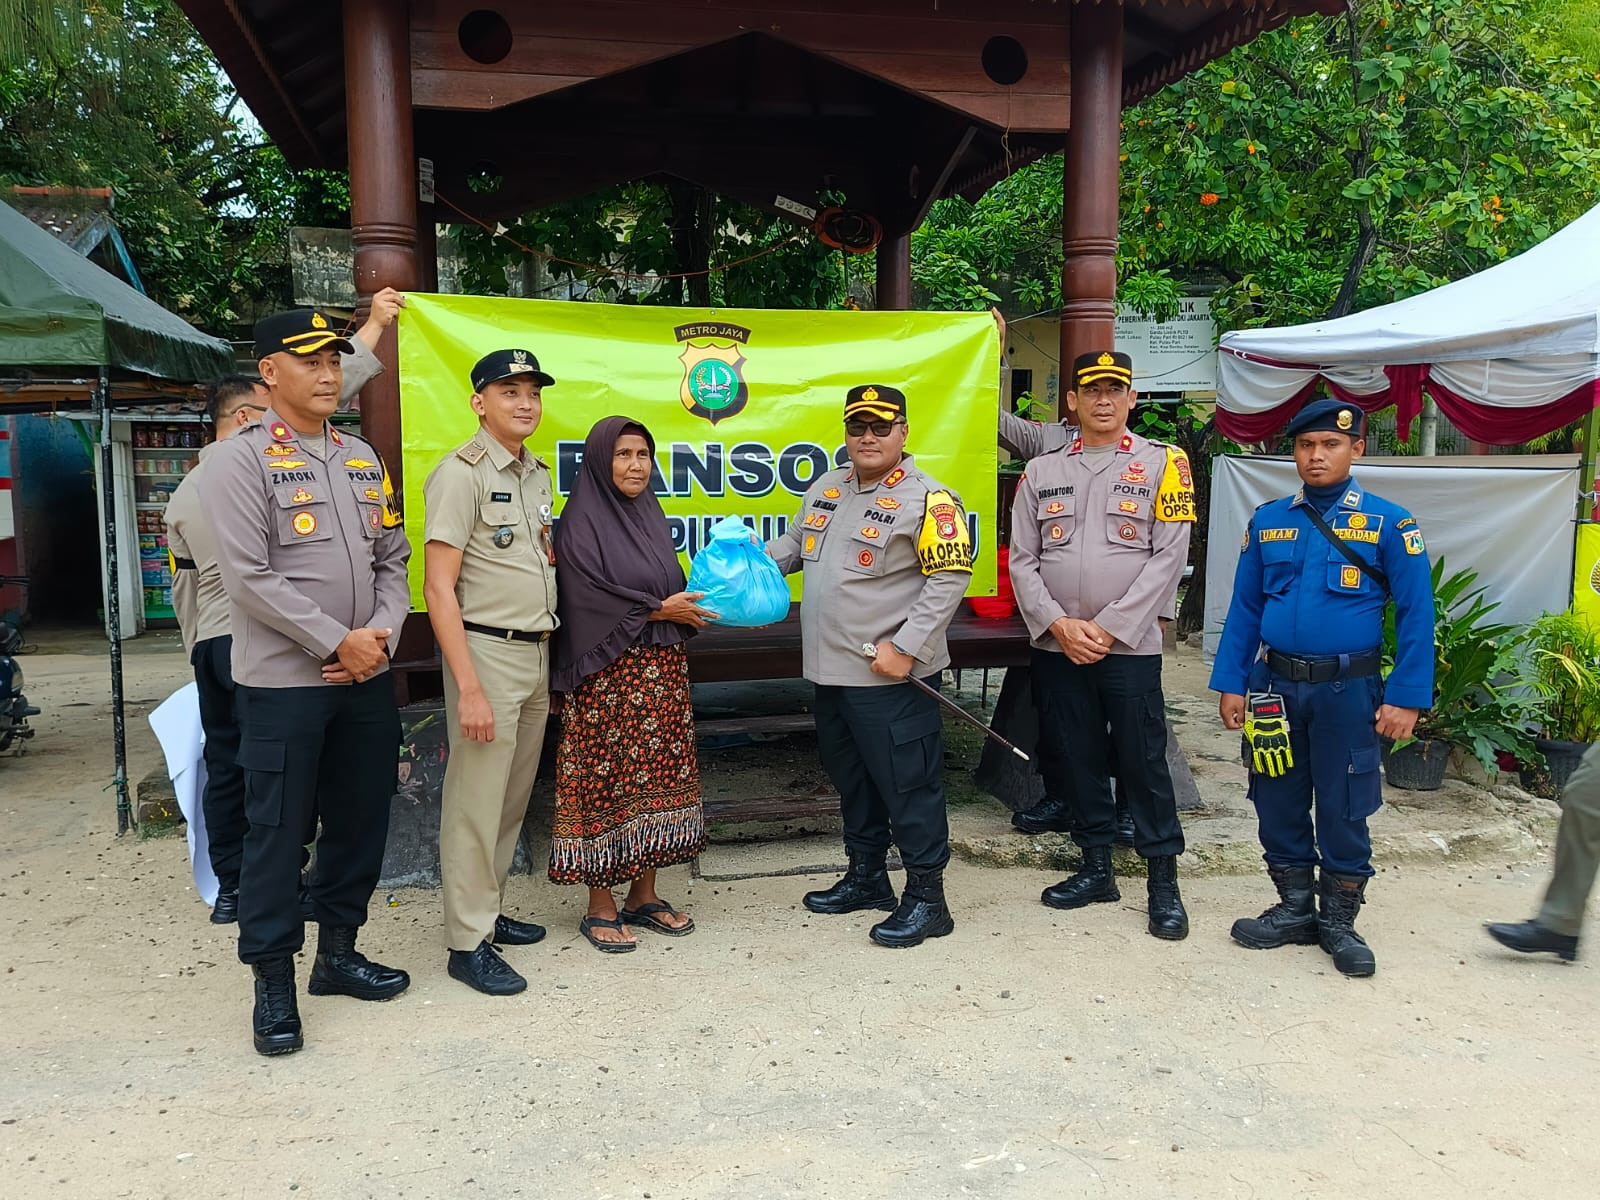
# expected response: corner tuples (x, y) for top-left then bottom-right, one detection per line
(929, 501), (959, 540)
(1175, 456), (1193, 490)
(1336, 408), (1354, 431)
(311, 311), (329, 330)
(882, 468), (906, 489)
(675, 322), (751, 425)
(1049, 524), (1064, 541)
(344, 457), (376, 470)
(1097, 352), (1115, 367)
(269, 421), (293, 442)
(1046, 501), (1065, 515)
(857, 548), (875, 568)
(862, 386), (879, 402)
(291, 487), (313, 504)
(1119, 500), (1139, 514)
(1348, 513), (1368, 530)
(823, 488), (841, 499)
(1118, 523), (1138, 541)
(493, 526), (514, 548)
(875, 497), (901, 511)
(860, 526), (882, 539)
(804, 534), (817, 555)
(1130, 462), (1145, 473)
(1341, 564), (1361, 588)
(365, 487), (380, 501)
(291, 511), (317, 537)
(370, 508), (382, 531)
(263, 444), (296, 457)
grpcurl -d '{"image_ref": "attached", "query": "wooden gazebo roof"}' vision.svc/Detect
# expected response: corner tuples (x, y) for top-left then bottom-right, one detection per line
(180, 0), (1340, 230)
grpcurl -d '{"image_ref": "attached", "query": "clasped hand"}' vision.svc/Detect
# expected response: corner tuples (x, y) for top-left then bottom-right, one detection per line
(1049, 616), (1113, 664)
(322, 626), (392, 684)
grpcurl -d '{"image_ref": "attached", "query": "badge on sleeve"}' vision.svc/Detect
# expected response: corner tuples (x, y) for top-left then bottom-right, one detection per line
(916, 489), (973, 576)
(291, 512), (317, 537)
(1403, 529), (1426, 556)
(1156, 449), (1197, 522)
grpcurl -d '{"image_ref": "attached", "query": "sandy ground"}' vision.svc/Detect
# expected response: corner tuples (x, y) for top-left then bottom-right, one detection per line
(2, 632), (1598, 1199)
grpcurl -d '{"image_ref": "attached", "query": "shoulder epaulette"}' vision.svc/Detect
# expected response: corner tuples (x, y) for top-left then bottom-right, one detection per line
(455, 440), (488, 465)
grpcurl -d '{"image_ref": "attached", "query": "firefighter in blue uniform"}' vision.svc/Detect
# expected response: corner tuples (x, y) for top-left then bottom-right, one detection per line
(1209, 399), (1435, 977)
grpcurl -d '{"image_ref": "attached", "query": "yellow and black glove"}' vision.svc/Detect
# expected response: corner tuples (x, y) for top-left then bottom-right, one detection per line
(1244, 693), (1294, 778)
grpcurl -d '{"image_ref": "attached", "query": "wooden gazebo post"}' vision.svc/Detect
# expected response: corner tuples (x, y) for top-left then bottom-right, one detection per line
(876, 232), (912, 311)
(343, 0), (418, 493)
(1060, 0), (1124, 403)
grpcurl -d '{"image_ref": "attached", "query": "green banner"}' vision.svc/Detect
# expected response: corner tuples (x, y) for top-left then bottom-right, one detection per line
(397, 294), (999, 608)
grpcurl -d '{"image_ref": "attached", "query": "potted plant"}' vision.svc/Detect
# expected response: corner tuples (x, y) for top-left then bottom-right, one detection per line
(1380, 561), (1540, 790)
(1520, 609), (1600, 792)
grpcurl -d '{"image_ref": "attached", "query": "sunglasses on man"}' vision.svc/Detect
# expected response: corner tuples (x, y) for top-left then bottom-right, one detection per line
(844, 418), (905, 438)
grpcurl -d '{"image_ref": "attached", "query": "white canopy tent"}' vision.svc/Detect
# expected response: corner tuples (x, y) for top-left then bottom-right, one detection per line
(1215, 204), (1600, 445)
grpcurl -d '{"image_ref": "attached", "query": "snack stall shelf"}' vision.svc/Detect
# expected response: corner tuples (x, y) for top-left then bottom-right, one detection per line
(130, 422), (205, 620)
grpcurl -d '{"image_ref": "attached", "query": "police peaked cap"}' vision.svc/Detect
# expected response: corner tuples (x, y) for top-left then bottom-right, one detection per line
(472, 349), (555, 392)
(1073, 350), (1133, 388)
(843, 384), (907, 422)
(1285, 398), (1366, 439)
(253, 310), (355, 359)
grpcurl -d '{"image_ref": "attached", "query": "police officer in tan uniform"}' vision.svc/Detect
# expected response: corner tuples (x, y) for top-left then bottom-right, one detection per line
(1009, 350), (1196, 941)
(423, 349), (559, 996)
(768, 384), (974, 948)
(168, 294), (402, 927)
(167, 376), (268, 924)
(200, 309), (412, 1056)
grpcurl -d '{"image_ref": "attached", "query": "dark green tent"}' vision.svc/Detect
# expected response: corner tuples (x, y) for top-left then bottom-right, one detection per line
(0, 197), (232, 383)
(0, 195), (233, 833)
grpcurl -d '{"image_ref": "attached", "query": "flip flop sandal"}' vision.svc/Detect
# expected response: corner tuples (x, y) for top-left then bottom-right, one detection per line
(579, 914), (637, 953)
(620, 901), (696, 937)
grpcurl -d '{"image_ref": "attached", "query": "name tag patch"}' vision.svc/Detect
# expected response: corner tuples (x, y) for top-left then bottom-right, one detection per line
(1259, 528), (1298, 542)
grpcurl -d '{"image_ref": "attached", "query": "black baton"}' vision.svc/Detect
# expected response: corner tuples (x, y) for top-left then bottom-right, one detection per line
(859, 643), (1030, 761)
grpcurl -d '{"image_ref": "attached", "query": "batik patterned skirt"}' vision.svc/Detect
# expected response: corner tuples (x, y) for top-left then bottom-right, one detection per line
(549, 642), (705, 888)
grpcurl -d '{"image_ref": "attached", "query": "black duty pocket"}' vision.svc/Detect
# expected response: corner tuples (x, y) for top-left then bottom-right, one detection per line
(236, 738), (286, 828)
(888, 706), (943, 794)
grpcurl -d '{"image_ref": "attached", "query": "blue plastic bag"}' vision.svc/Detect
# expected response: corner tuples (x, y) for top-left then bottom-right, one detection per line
(686, 516), (792, 628)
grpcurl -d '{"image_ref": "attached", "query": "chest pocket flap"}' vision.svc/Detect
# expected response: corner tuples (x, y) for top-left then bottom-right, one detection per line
(1258, 535), (1298, 595)
(844, 525), (888, 576)
(271, 482), (333, 545)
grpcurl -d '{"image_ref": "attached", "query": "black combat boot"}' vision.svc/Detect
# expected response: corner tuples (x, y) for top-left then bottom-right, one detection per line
(1011, 794), (1075, 835)
(251, 957), (303, 1056)
(306, 925), (411, 1000)
(869, 868), (955, 948)
(1145, 855), (1190, 940)
(1318, 871), (1377, 977)
(1484, 920), (1579, 962)
(210, 886), (239, 925)
(1041, 845), (1120, 910)
(803, 850), (897, 914)
(1113, 790), (1136, 848)
(1230, 864), (1319, 949)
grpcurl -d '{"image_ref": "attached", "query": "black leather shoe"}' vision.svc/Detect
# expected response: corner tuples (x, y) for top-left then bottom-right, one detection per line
(1041, 846), (1120, 910)
(251, 957), (303, 1056)
(210, 887), (239, 925)
(1145, 855), (1190, 940)
(1485, 920), (1579, 961)
(449, 940), (528, 995)
(1011, 795), (1075, 835)
(870, 869), (955, 948)
(803, 851), (896, 914)
(493, 914), (547, 946)
(306, 925), (410, 1000)
(1318, 872), (1376, 977)
(1232, 864), (1319, 949)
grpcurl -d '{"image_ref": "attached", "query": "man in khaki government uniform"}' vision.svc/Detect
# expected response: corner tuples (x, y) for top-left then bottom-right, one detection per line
(1009, 350), (1196, 942)
(199, 309), (412, 1056)
(1487, 745), (1600, 961)
(423, 349), (560, 996)
(768, 384), (973, 949)
(165, 290), (403, 927)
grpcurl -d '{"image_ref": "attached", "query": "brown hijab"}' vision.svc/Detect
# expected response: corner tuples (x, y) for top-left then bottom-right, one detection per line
(551, 416), (690, 692)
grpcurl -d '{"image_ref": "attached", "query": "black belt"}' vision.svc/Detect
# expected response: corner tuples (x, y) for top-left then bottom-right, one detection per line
(172, 556), (198, 571)
(1265, 647), (1381, 683)
(463, 621), (549, 644)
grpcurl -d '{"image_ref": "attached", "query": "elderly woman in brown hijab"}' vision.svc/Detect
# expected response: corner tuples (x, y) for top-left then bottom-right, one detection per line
(549, 416), (717, 951)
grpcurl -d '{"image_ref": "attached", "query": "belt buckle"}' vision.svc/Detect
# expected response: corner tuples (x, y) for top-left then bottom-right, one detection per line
(503, 628), (517, 642)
